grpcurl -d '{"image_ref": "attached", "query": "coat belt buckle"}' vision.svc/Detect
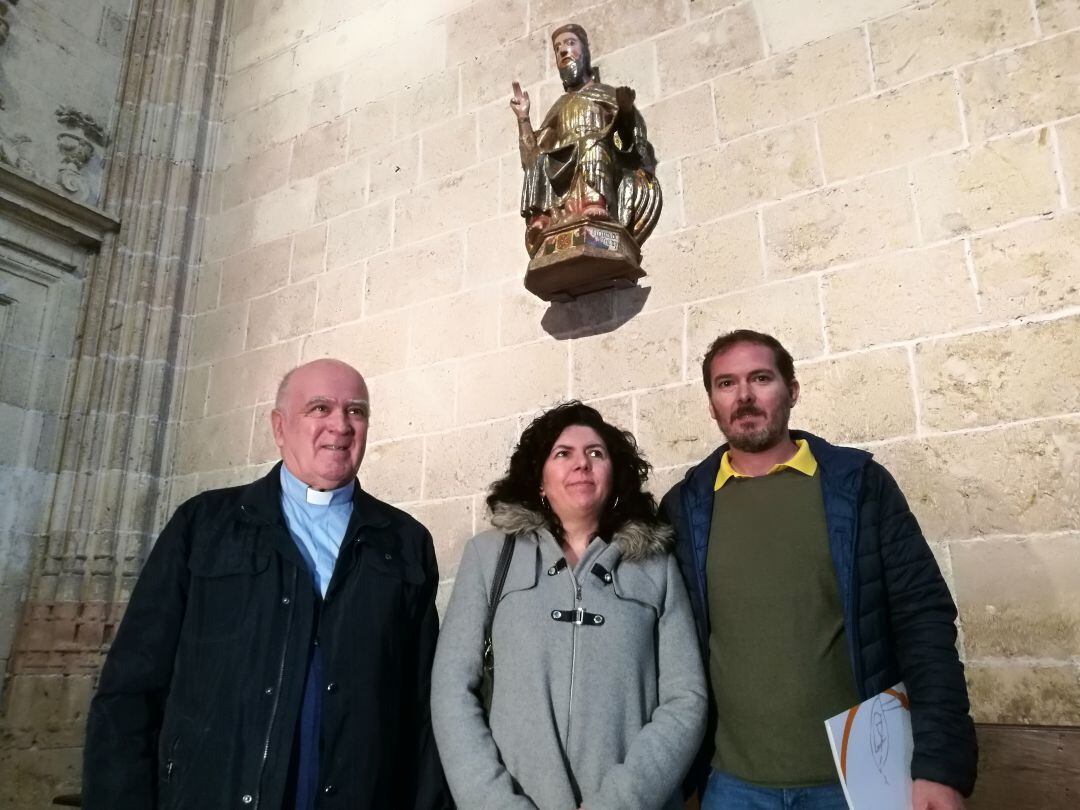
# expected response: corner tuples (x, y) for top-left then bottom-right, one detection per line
(570, 607), (585, 625)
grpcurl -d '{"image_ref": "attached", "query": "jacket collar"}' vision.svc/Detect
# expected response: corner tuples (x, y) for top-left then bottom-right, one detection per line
(793, 430), (872, 503)
(683, 430), (871, 501)
(238, 461), (392, 531)
(489, 502), (673, 562)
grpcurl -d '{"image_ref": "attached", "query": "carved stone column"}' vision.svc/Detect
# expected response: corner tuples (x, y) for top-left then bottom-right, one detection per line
(0, 0), (228, 803)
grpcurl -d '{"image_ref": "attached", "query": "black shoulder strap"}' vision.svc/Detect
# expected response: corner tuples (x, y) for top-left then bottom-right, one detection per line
(484, 534), (516, 635)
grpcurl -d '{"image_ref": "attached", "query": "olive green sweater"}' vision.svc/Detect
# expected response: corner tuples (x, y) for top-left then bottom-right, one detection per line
(707, 469), (859, 786)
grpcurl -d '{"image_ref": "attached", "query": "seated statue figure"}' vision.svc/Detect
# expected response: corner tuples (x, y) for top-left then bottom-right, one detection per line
(511, 24), (662, 259)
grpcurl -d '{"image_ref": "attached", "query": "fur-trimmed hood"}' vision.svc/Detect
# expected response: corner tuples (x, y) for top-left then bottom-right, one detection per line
(489, 501), (673, 562)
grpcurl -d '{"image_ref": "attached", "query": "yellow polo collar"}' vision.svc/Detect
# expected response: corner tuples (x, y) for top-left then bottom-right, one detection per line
(714, 438), (818, 490)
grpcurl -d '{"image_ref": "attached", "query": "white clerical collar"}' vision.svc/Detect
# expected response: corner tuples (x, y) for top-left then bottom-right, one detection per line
(306, 488), (333, 505)
(280, 464), (354, 508)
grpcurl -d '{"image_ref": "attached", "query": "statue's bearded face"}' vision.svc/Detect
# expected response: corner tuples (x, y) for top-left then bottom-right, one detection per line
(553, 30), (589, 88)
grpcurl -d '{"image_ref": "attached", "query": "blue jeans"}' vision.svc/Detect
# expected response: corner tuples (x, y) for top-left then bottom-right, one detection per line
(701, 769), (849, 810)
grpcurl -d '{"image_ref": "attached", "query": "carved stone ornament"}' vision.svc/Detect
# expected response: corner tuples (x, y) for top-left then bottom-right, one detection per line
(56, 107), (108, 148)
(0, 1), (18, 49)
(0, 2), (35, 174)
(0, 0), (20, 109)
(510, 23), (661, 301)
(0, 123), (33, 176)
(56, 132), (94, 199)
(55, 107), (108, 202)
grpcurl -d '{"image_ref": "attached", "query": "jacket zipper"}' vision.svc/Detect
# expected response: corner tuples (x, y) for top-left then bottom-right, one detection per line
(683, 483), (707, 624)
(566, 572), (582, 730)
(565, 568), (584, 807)
(241, 500), (298, 810)
(846, 502), (865, 698)
(164, 735), (180, 782)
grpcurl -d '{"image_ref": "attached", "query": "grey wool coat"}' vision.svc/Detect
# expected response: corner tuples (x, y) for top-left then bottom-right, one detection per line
(431, 504), (707, 810)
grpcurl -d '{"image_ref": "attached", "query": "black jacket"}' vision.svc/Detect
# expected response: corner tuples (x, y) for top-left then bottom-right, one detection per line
(83, 463), (452, 810)
(660, 431), (977, 797)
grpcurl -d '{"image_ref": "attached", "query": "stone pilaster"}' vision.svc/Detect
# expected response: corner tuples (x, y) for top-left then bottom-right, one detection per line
(0, 0), (228, 804)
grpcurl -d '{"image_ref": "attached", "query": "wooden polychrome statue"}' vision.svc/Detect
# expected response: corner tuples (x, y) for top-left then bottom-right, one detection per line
(510, 23), (662, 301)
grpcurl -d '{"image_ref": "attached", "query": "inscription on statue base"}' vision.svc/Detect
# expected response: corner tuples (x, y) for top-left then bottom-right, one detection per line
(524, 220), (644, 302)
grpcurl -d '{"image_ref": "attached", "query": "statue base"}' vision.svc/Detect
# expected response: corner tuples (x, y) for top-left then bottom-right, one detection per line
(524, 220), (644, 302)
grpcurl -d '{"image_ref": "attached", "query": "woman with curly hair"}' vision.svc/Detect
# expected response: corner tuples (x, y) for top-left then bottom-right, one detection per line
(431, 401), (706, 810)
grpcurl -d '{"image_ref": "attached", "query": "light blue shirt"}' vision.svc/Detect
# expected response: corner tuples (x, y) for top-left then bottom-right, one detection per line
(279, 465), (354, 597)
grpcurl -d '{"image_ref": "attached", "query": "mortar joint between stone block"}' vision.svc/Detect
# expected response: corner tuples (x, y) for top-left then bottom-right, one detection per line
(815, 273), (830, 356)
(861, 23), (877, 92)
(966, 654), (1080, 668)
(470, 493), (480, 537)
(750, 0), (770, 59)
(1027, 0), (1044, 38)
(566, 337), (574, 399)
(950, 68), (971, 150)
(1047, 124), (1071, 211)
(754, 207), (769, 281)
(906, 164), (925, 245)
(889, 407), (1080, 448)
(961, 237), (983, 315)
(905, 342), (924, 438)
(871, 27), (1048, 101)
(810, 117), (828, 187)
(680, 305), (689, 384)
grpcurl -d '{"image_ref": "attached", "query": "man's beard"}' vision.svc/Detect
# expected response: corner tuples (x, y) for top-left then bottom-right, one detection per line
(559, 56), (588, 89)
(722, 399), (792, 453)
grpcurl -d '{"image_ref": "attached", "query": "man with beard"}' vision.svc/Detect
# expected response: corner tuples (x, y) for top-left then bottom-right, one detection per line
(661, 330), (977, 810)
(510, 23), (661, 256)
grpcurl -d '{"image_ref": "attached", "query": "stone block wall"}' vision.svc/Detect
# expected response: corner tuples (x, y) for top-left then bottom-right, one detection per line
(180, 0), (1080, 725)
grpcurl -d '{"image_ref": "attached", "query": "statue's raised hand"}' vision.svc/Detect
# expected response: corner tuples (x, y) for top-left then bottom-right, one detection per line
(510, 81), (531, 121)
(615, 85), (636, 114)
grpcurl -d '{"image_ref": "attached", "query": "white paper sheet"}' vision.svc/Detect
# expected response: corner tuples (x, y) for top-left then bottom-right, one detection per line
(824, 683), (913, 810)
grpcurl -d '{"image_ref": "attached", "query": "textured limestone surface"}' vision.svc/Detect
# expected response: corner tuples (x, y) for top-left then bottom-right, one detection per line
(0, 0), (134, 206)
(4, 0), (1080, 802)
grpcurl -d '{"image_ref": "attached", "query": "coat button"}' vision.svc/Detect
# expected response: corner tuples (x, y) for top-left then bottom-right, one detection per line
(323, 784), (336, 796)
(383, 551), (392, 560)
(551, 610), (562, 619)
(547, 566), (557, 576)
(264, 686), (273, 695)
(326, 682), (338, 693)
(603, 573), (612, 583)
(593, 615), (604, 625)
(281, 596), (291, 605)
(241, 795), (253, 805)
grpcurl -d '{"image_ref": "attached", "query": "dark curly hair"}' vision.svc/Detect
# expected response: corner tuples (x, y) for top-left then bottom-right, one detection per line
(486, 401), (662, 542)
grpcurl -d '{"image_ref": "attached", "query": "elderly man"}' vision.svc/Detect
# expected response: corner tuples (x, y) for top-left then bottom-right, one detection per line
(84, 359), (450, 810)
(662, 330), (977, 810)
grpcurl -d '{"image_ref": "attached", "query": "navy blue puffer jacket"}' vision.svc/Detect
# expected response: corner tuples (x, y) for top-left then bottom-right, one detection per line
(660, 430), (978, 797)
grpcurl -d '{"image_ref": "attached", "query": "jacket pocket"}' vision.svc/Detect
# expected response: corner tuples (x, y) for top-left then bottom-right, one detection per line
(186, 537), (272, 641)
